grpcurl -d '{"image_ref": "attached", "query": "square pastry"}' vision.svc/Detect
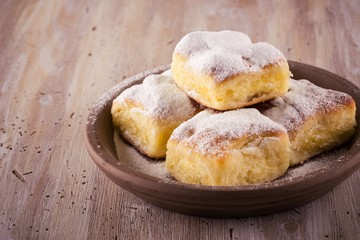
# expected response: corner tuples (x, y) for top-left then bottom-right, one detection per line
(171, 31), (290, 110)
(166, 108), (290, 186)
(111, 72), (200, 158)
(260, 79), (357, 166)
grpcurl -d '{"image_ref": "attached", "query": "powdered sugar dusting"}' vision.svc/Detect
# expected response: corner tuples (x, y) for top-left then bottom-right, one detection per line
(279, 146), (348, 180)
(170, 108), (287, 156)
(175, 31), (251, 56)
(113, 73), (197, 121)
(161, 69), (172, 77)
(262, 79), (354, 133)
(174, 30), (286, 82)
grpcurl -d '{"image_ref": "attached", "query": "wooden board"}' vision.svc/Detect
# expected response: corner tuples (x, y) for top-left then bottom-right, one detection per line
(0, 0), (359, 239)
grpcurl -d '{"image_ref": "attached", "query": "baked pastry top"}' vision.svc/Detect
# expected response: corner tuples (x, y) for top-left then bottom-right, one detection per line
(260, 79), (357, 165)
(166, 108), (290, 186)
(171, 30), (290, 110)
(111, 72), (199, 158)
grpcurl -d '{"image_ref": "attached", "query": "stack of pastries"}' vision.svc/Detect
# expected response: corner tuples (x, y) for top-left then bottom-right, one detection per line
(111, 30), (357, 186)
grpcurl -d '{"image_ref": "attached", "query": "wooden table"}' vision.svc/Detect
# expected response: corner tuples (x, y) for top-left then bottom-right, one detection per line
(1, 0), (359, 239)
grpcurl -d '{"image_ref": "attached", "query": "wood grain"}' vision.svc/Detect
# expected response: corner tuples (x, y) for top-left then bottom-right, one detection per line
(0, 0), (359, 239)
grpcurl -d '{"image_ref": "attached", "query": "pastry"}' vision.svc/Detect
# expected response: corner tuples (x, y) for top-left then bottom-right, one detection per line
(166, 108), (290, 186)
(260, 79), (357, 166)
(111, 72), (200, 158)
(171, 30), (290, 110)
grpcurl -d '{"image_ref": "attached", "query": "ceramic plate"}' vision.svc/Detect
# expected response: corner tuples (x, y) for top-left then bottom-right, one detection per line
(85, 61), (360, 217)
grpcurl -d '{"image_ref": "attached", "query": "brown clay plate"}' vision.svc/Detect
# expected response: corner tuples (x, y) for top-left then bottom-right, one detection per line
(85, 61), (360, 217)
